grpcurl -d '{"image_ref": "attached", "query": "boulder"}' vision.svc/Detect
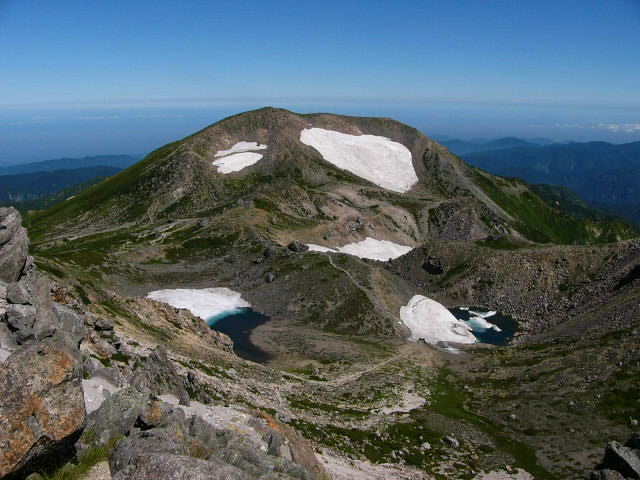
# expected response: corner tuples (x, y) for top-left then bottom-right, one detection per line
(287, 241), (309, 253)
(52, 303), (86, 346)
(29, 272), (62, 341)
(0, 208), (29, 283)
(112, 453), (250, 480)
(130, 346), (190, 406)
(603, 441), (640, 479)
(0, 333), (85, 478)
(76, 387), (152, 457)
(590, 469), (626, 480)
(4, 304), (36, 343)
(109, 413), (320, 480)
(422, 256), (444, 275)
(6, 278), (32, 305)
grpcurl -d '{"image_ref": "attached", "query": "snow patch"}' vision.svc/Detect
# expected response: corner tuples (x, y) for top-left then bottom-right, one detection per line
(214, 141), (267, 157)
(307, 237), (413, 261)
(212, 152), (264, 173)
(82, 375), (121, 414)
(470, 309), (497, 318)
(300, 127), (418, 193)
(146, 287), (250, 321)
(400, 295), (477, 348)
(460, 308), (502, 333)
(467, 316), (502, 333)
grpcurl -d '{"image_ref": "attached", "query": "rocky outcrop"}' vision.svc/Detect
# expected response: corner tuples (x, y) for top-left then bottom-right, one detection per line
(77, 385), (326, 480)
(0, 333), (85, 478)
(0, 208), (29, 283)
(591, 434), (640, 480)
(0, 209), (88, 478)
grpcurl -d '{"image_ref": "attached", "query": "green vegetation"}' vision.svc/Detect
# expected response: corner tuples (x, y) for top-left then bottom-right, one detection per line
(471, 169), (636, 244)
(40, 437), (120, 480)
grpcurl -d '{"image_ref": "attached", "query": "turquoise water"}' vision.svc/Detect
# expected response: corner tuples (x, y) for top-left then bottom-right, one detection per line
(206, 308), (271, 363)
(448, 307), (517, 346)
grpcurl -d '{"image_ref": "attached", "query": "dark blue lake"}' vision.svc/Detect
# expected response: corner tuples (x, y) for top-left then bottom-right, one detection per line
(206, 308), (271, 363)
(448, 307), (517, 346)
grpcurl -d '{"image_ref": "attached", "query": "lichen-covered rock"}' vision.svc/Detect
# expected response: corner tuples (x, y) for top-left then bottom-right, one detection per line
(76, 386), (151, 457)
(0, 208), (29, 283)
(0, 333), (85, 478)
(130, 346), (190, 406)
(109, 412), (321, 480)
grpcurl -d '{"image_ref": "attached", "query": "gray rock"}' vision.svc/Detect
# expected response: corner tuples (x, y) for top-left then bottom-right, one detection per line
(4, 303), (36, 343)
(112, 453), (251, 480)
(76, 386), (151, 457)
(93, 315), (115, 331)
(0, 333), (85, 478)
(131, 346), (190, 406)
(110, 413), (319, 480)
(264, 272), (275, 283)
(0, 208), (29, 283)
(287, 241), (309, 253)
(29, 272), (61, 341)
(590, 469), (626, 480)
(603, 441), (640, 479)
(52, 303), (86, 345)
(0, 322), (17, 351)
(443, 436), (460, 448)
(6, 279), (32, 305)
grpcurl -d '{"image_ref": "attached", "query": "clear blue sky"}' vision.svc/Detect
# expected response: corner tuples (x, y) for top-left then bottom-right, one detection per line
(0, 0), (639, 163)
(1, 0), (639, 105)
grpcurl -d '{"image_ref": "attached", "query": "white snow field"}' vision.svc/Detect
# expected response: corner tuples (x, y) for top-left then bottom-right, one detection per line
(307, 237), (413, 261)
(400, 295), (477, 347)
(299, 127), (418, 193)
(146, 287), (250, 321)
(212, 152), (264, 173)
(214, 141), (268, 157)
(212, 141), (268, 173)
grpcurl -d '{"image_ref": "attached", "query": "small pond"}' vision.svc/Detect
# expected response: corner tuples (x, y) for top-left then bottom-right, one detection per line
(448, 307), (517, 346)
(206, 308), (271, 363)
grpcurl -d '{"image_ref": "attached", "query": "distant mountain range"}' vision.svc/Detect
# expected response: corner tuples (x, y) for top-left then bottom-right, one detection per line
(0, 166), (122, 204)
(0, 155), (139, 211)
(459, 140), (640, 227)
(439, 137), (555, 155)
(0, 154), (139, 175)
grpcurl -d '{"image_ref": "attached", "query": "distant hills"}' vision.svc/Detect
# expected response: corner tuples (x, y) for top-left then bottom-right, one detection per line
(459, 140), (640, 226)
(440, 136), (553, 155)
(0, 155), (139, 211)
(0, 166), (122, 203)
(0, 154), (139, 175)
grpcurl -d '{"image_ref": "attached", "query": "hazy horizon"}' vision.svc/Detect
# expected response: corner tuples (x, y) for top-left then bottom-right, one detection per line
(1, 100), (639, 166)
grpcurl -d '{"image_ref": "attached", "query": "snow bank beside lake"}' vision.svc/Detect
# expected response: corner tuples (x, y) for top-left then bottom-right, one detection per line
(146, 287), (250, 320)
(300, 127), (418, 193)
(307, 237), (413, 261)
(400, 295), (477, 347)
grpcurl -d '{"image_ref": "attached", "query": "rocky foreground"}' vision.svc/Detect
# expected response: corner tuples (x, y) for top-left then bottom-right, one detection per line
(0, 206), (326, 479)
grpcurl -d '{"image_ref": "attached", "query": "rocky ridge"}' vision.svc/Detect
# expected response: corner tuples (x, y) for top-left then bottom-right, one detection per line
(0, 207), (327, 480)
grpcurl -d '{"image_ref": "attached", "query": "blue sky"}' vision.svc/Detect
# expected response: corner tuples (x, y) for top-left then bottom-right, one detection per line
(0, 0), (639, 164)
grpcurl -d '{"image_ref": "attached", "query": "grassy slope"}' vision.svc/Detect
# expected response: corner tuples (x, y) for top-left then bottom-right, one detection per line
(470, 169), (637, 244)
